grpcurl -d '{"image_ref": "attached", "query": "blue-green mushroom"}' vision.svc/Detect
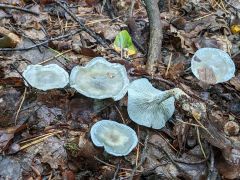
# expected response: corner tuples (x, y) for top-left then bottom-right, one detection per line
(191, 48), (235, 84)
(90, 120), (138, 156)
(23, 64), (69, 91)
(127, 78), (175, 129)
(70, 57), (129, 101)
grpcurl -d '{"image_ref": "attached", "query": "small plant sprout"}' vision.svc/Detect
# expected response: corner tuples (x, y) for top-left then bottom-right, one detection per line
(22, 64), (69, 91)
(127, 78), (175, 129)
(90, 120), (138, 156)
(70, 57), (129, 101)
(191, 48), (235, 84)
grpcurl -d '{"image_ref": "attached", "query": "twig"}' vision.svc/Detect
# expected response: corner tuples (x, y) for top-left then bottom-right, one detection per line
(207, 145), (219, 180)
(38, 49), (72, 65)
(129, 130), (149, 180)
(193, 117), (214, 138)
(135, 125), (140, 167)
(196, 127), (207, 158)
(143, 0), (163, 75)
(54, 0), (108, 47)
(10, 63), (32, 87)
(94, 156), (142, 173)
(112, 164), (120, 180)
(15, 87), (27, 125)
(176, 119), (201, 128)
(129, 0), (136, 17)
(143, 75), (175, 87)
(0, 3), (39, 16)
(19, 131), (62, 150)
(114, 105), (126, 124)
(0, 30), (81, 51)
(165, 52), (172, 76)
(105, 0), (115, 19)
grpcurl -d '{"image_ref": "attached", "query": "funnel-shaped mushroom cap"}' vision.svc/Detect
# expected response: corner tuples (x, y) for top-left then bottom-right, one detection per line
(127, 78), (175, 129)
(191, 48), (235, 84)
(70, 57), (129, 101)
(90, 120), (138, 156)
(23, 64), (69, 91)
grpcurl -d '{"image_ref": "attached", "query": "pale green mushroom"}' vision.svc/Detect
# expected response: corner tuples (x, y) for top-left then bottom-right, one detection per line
(90, 120), (138, 156)
(127, 78), (175, 129)
(22, 64), (69, 91)
(70, 57), (129, 101)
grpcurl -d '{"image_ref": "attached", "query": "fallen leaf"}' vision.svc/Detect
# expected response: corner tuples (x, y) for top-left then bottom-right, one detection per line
(0, 27), (21, 48)
(114, 30), (137, 57)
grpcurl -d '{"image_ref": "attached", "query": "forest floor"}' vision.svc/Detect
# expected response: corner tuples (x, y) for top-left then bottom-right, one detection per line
(0, 0), (240, 179)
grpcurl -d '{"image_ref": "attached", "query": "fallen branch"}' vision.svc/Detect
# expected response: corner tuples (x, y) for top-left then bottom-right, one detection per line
(54, 0), (108, 48)
(0, 3), (39, 16)
(0, 30), (81, 51)
(143, 0), (163, 75)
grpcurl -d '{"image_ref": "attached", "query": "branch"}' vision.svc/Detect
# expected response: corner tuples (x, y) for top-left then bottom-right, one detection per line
(143, 0), (163, 75)
(54, 0), (108, 48)
(0, 4), (39, 16)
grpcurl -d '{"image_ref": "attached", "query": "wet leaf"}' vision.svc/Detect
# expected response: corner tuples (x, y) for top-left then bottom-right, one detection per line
(0, 27), (21, 48)
(114, 30), (137, 56)
(231, 25), (240, 34)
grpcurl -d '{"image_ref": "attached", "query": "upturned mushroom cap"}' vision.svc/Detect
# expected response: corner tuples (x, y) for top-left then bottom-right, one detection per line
(90, 120), (138, 156)
(22, 64), (69, 91)
(191, 48), (235, 84)
(127, 78), (175, 129)
(70, 57), (129, 101)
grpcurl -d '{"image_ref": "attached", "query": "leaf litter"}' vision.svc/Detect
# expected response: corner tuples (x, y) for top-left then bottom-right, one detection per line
(0, 0), (240, 179)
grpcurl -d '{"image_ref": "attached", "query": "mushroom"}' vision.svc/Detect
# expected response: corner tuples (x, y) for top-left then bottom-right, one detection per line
(22, 64), (69, 91)
(70, 57), (129, 101)
(90, 120), (138, 156)
(127, 78), (175, 129)
(191, 48), (235, 84)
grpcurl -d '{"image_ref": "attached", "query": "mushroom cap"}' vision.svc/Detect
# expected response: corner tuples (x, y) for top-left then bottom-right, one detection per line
(90, 120), (138, 156)
(191, 48), (235, 84)
(22, 64), (69, 91)
(127, 78), (175, 129)
(70, 57), (129, 101)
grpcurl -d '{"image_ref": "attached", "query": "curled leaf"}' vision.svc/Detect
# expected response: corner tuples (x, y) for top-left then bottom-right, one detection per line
(114, 30), (137, 57)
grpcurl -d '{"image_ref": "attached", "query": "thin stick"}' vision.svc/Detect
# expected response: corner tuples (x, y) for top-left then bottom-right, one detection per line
(165, 52), (172, 76)
(19, 131), (62, 150)
(15, 87), (27, 125)
(0, 3), (39, 16)
(135, 125), (140, 167)
(176, 119), (201, 127)
(0, 30), (81, 51)
(193, 12), (214, 21)
(193, 117), (214, 138)
(114, 105), (126, 124)
(94, 156), (142, 173)
(157, 131), (178, 152)
(38, 49), (72, 65)
(112, 164), (120, 180)
(129, 0), (136, 17)
(54, 0), (108, 47)
(129, 130), (149, 180)
(196, 127), (207, 158)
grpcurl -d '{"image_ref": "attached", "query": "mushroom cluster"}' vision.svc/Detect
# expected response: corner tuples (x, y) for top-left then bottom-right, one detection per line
(70, 57), (129, 101)
(22, 57), (186, 156)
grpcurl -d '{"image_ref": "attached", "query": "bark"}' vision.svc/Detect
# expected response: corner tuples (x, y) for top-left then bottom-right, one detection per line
(143, 0), (163, 75)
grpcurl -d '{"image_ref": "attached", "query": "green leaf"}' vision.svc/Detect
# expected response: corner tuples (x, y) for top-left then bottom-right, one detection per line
(114, 30), (137, 56)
